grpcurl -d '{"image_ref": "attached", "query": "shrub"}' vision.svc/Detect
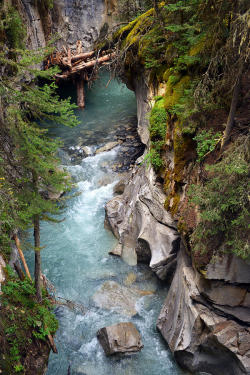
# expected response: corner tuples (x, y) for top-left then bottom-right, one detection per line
(194, 130), (221, 162)
(0, 266), (58, 373)
(188, 136), (250, 260)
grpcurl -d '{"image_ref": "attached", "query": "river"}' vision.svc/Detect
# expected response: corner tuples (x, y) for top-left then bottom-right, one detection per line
(26, 72), (185, 375)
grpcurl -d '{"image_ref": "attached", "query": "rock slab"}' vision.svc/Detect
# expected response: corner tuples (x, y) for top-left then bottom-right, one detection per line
(92, 280), (151, 317)
(97, 322), (143, 356)
(157, 244), (250, 375)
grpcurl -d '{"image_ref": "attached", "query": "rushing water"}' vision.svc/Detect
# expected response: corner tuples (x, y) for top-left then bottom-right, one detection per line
(26, 72), (184, 375)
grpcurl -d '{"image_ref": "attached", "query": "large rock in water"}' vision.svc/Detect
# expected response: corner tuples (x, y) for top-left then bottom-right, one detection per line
(157, 244), (250, 375)
(105, 163), (180, 279)
(95, 141), (120, 154)
(97, 322), (143, 356)
(92, 281), (153, 317)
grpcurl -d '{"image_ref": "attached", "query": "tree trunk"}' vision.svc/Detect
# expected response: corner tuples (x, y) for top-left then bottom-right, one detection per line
(32, 170), (42, 302)
(34, 214), (42, 302)
(221, 68), (242, 151)
(76, 74), (85, 109)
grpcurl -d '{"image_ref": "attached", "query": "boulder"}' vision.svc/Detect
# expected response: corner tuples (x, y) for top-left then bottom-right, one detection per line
(97, 322), (143, 356)
(92, 281), (152, 317)
(95, 141), (120, 154)
(109, 243), (122, 257)
(82, 146), (92, 156)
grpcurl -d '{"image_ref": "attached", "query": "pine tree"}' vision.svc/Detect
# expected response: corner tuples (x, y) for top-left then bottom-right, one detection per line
(0, 5), (79, 300)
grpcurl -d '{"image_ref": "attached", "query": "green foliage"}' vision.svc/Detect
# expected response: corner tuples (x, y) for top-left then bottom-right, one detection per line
(149, 98), (167, 140)
(0, 10), (78, 372)
(188, 137), (250, 260)
(143, 142), (165, 170)
(194, 130), (221, 162)
(1, 7), (26, 49)
(147, 97), (167, 170)
(0, 38), (79, 260)
(0, 266), (58, 374)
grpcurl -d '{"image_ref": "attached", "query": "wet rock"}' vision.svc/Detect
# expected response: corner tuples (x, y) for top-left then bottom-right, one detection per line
(122, 244), (137, 266)
(113, 179), (126, 194)
(124, 273), (137, 286)
(95, 141), (120, 154)
(92, 281), (150, 317)
(109, 243), (122, 256)
(97, 175), (114, 187)
(82, 146), (92, 156)
(97, 322), (143, 356)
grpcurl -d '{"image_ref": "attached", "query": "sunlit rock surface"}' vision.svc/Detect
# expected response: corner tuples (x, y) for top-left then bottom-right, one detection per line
(97, 322), (143, 355)
(105, 163), (180, 279)
(157, 244), (250, 375)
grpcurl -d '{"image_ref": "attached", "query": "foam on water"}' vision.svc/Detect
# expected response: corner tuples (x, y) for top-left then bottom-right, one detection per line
(25, 72), (185, 375)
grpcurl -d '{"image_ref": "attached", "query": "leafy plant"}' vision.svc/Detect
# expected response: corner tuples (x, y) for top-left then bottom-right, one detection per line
(194, 130), (221, 162)
(147, 97), (167, 170)
(143, 145), (164, 170)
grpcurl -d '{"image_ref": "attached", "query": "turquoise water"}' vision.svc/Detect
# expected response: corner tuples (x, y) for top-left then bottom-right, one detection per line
(26, 72), (184, 375)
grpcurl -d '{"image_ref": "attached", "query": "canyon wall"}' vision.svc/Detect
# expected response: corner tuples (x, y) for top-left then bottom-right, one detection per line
(105, 70), (250, 375)
(20, 0), (117, 51)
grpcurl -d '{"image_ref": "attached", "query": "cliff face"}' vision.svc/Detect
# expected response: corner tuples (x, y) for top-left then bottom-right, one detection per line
(104, 68), (250, 374)
(18, 0), (117, 51)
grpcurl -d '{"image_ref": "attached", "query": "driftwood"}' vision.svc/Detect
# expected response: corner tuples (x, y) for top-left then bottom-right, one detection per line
(45, 325), (58, 353)
(14, 262), (25, 281)
(13, 233), (32, 280)
(56, 52), (115, 79)
(49, 41), (115, 108)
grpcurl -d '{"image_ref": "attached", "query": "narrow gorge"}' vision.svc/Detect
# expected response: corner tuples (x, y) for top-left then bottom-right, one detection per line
(0, 1), (249, 375)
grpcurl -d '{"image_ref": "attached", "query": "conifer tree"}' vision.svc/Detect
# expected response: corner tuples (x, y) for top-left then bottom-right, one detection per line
(0, 5), (79, 300)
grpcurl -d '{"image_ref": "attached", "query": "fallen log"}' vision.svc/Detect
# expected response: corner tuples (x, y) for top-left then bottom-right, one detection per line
(62, 50), (95, 67)
(14, 262), (25, 281)
(55, 52), (116, 79)
(13, 233), (32, 280)
(45, 325), (58, 353)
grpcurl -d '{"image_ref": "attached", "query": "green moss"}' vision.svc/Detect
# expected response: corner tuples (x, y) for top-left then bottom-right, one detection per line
(3, 7), (26, 49)
(189, 36), (207, 56)
(163, 68), (171, 82)
(164, 191), (180, 216)
(117, 8), (155, 47)
(164, 75), (190, 110)
(177, 218), (188, 235)
(173, 121), (194, 182)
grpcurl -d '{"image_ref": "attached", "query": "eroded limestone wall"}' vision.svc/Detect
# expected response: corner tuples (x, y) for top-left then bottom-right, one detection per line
(105, 70), (250, 375)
